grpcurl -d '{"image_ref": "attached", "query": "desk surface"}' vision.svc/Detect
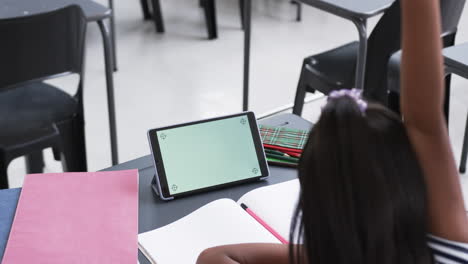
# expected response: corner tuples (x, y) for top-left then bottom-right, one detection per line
(299, 0), (394, 19)
(0, 0), (110, 21)
(105, 113), (313, 264)
(444, 43), (468, 79)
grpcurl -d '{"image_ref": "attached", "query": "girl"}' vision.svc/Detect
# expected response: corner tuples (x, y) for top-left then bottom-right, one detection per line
(196, 0), (468, 263)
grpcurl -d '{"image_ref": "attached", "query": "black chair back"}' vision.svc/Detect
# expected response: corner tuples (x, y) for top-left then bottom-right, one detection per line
(0, 5), (87, 91)
(441, 0), (465, 35)
(363, 0), (465, 103)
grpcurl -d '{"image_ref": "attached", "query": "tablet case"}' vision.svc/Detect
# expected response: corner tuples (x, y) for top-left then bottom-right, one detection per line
(151, 174), (269, 200)
(151, 174), (173, 201)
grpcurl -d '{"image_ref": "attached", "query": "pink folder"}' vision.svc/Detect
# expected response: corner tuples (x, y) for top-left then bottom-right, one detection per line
(2, 170), (139, 264)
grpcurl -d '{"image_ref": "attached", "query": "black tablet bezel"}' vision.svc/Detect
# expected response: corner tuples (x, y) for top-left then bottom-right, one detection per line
(147, 112), (269, 200)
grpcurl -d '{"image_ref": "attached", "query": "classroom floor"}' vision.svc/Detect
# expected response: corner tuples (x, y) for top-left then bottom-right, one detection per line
(6, 0), (468, 205)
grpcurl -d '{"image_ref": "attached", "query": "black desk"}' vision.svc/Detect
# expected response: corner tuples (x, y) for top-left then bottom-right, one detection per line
(0, 0), (109, 20)
(242, 0), (394, 111)
(104, 113), (312, 264)
(444, 43), (468, 79)
(0, 0), (119, 165)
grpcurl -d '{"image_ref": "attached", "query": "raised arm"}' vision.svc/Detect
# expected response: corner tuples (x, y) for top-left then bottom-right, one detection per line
(401, 0), (468, 242)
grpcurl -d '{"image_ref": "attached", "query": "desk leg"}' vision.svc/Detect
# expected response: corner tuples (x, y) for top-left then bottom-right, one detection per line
(108, 0), (118, 71)
(291, 1), (302, 22)
(239, 0), (245, 29)
(353, 19), (367, 89)
(98, 20), (119, 166)
(243, 0), (251, 111)
(151, 0), (165, 33)
(203, 0), (218, 39)
(141, 0), (152, 20)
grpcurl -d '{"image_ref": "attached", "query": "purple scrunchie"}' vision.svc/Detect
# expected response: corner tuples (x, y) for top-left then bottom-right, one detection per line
(327, 88), (368, 114)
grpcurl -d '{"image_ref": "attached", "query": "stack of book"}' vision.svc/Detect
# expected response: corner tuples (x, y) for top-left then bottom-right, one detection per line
(0, 170), (139, 264)
(259, 125), (310, 167)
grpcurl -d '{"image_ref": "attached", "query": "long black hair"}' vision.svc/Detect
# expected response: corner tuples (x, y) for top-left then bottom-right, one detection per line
(290, 95), (432, 264)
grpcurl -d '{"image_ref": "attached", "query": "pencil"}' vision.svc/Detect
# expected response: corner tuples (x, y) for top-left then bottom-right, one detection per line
(240, 203), (289, 244)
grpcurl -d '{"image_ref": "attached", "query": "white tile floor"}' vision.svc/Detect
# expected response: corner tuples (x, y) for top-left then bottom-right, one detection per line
(6, 0), (468, 205)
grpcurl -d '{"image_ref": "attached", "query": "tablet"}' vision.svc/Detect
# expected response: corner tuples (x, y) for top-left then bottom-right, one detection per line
(147, 112), (269, 201)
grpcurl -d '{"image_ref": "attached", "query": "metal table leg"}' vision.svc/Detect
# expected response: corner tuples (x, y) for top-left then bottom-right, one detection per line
(98, 20), (119, 166)
(140, 0), (152, 20)
(291, 1), (302, 21)
(108, 0), (117, 71)
(203, 0), (218, 39)
(239, 0), (245, 29)
(151, 0), (165, 33)
(352, 18), (368, 89)
(243, 0), (251, 111)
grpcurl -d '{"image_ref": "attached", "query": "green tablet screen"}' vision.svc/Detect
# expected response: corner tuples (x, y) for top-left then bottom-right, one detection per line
(156, 115), (262, 195)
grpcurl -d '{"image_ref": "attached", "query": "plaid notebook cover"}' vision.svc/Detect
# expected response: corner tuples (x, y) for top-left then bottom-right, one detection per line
(259, 125), (309, 150)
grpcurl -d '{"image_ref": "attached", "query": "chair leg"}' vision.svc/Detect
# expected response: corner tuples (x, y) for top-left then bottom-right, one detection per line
(0, 155), (8, 189)
(444, 74), (452, 126)
(292, 63), (311, 116)
(239, 0), (245, 30)
(291, 1), (302, 22)
(25, 150), (45, 174)
(52, 147), (61, 161)
(387, 91), (401, 115)
(151, 0), (165, 33)
(58, 118), (87, 172)
(203, 0), (218, 39)
(140, 0), (152, 20)
(460, 114), (468, 174)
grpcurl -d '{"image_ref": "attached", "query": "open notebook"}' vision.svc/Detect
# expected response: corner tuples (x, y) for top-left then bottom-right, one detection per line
(138, 179), (300, 264)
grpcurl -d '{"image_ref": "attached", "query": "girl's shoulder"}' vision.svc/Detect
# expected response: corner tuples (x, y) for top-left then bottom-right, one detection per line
(428, 234), (468, 263)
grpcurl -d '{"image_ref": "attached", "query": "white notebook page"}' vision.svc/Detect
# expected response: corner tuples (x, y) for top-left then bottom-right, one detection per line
(138, 199), (280, 264)
(237, 179), (300, 241)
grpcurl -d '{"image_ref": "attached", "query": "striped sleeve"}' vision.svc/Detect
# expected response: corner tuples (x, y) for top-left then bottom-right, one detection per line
(428, 235), (468, 263)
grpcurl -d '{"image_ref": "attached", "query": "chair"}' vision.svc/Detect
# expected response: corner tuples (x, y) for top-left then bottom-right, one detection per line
(462, 115), (468, 173)
(428, 43), (468, 174)
(0, 5), (88, 189)
(292, 0), (400, 115)
(139, 0), (218, 39)
(387, 0), (465, 173)
(387, 0), (465, 115)
(140, 0), (302, 39)
(387, 39), (460, 117)
(293, 0), (465, 116)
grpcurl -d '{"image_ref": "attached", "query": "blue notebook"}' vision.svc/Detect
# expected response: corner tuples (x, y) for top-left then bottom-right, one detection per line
(0, 188), (20, 262)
